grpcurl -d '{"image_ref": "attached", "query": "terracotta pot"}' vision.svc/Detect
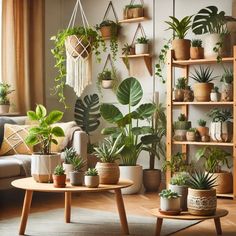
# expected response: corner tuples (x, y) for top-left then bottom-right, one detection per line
(197, 126), (209, 137)
(143, 169), (161, 192)
(100, 25), (118, 39)
(190, 47), (204, 60)
(221, 83), (233, 101)
(173, 89), (184, 101)
(186, 131), (196, 141)
(210, 121), (233, 142)
(0, 105), (10, 114)
(63, 163), (74, 180)
(193, 83), (213, 102)
(187, 188), (217, 216)
(160, 197), (181, 211)
(135, 43), (149, 54)
(172, 39), (191, 60)
(210, 92), (221, 102)
(95, 162), (120, 184)
(84, 175), (99, 188)
(102, 80), (113, 89)
(69, 171), (85, 186)
(53, 174), (66, 188)
(169, 184), (188, 211)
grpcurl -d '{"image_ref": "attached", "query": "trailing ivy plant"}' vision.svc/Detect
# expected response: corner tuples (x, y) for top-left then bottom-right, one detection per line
(51, 27), (106, 108)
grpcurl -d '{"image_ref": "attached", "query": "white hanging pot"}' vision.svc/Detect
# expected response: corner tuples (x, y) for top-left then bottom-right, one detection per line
(210, 121), (233, 142)
(102, 80), (113, 89)
(135, 43), (149, 54)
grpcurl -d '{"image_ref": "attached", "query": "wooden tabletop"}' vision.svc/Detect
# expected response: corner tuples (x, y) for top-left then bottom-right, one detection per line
(12, 177), (133, 193)
(150, 208), (228, 220)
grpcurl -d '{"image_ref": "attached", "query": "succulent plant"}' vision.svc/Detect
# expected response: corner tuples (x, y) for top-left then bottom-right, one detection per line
(64, 147), (78, 164)
(197, 119), (206, 127)
(188, 128), (197, 132)
(159, 189), (179, 199)
(178, 113), (187, 121)
(221, 67), (233, 84)
(175, 77), (187, 89)
(187, 171), (217, 190)
(190, 66), (217, 83)
(191, 39), (202, 47)
(85, 168), (98, 176)
(170, 172), (189, 186)
(136, 36), (149, 44)
(211, 86), (219, 93)
(53, 165), (65, 176)
(71, 156), (86, 172)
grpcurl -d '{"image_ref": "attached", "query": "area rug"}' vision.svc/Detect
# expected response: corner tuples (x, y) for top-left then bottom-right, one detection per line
(0, 207), (200, 236)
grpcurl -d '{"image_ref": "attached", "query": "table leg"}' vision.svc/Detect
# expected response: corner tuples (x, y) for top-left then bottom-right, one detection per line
(214, 217), (222, 235)
(155, 218), (163, 236)
(65, 192), (71, 223)
(19, 190), (33, 235)
(114, 189), (129, 235)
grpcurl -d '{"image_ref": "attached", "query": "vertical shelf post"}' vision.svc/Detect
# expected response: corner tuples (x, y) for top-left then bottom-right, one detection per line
(233, 46), (236, 198)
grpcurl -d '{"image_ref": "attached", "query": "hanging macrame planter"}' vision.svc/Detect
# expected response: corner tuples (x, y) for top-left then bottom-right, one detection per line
(65, 0), (92, 97)
(124, 0), (144, 19)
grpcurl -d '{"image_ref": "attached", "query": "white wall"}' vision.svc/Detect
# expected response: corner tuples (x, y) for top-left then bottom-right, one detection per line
(45, 0), (233, 169)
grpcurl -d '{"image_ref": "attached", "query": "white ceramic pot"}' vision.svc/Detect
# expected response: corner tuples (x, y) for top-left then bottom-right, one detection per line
(63, 163), (74, 180)
(210, 92), (221, 102)
(160, 197), (180, 211)
(135, 43), (149, 54)
(84, 175), (99, 188)
(169, 184), (188, 211)
(119, 165), (143, 194)
(0, 105), (10, 114)
(69, 171), (85, 186)
(102, 80), (113, 89)
(210, 121), (233, 142)
(31, 153), (61, 183)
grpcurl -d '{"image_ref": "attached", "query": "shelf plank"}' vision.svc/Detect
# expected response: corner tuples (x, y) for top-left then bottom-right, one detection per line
(173, 141), (234, 146)
(217, 193), (234, 198)
(118, 17), (147, 24)
(173, 101), (234, 105)
(173, 57), (234, 67)
(120, 54), (151, 58)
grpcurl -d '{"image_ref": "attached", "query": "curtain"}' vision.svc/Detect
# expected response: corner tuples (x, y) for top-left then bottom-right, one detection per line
(2, 0), (45, 114)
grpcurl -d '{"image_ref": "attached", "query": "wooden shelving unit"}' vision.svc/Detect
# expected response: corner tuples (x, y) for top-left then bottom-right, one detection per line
(118, 17), (147, 24)
(166, 47), (236, 199)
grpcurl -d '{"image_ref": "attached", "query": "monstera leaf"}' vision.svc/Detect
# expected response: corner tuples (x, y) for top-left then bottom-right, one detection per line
(74, 94), (101, 134)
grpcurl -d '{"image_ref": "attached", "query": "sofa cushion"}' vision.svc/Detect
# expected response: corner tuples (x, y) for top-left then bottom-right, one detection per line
(0, 118), (16, 146)
(0, 158), (21, 178)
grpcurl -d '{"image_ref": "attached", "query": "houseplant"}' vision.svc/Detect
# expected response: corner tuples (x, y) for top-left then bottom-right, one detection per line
(159, 189), (181, 213)
(97, 68), (118, 90)
(173, 77), (187, 102)
(122, 43), (135, 68)
(124, 4), (144, 19)
(195, 146), (232, 194)
(25, 104), (65, 183)
(62, 147), (77, 180)
(210, 86), (221, 102)
(221, 67), (233, 101)
(169, 172), (189, 211)
(69, 155), (86, 186)
(100, 77), (156, 194)
(173, 113), (191, 141)
(183, 86), (194, 102)
(84, 168), (99, 188)
(186, 128), (197, 142)
(141, 103), (166, 192)
(51, 26), (105, 107)
(196, 119), (209, 138)
(165, 15), (192, 60)
(207, 108), (233, 142)
(53, 165), (66, 188)
(93, 133), (124, 184)
(187, 171), (217, 216)
(0, 83), (14, 114)
(135, 36), (149, 54)
(96, 20), (119, 60)
(190, 66), (217, 101)
(190, 39), (204, 60)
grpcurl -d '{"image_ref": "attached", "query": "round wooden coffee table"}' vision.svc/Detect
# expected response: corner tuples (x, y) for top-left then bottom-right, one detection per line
(150, 208), (229, 236)
(12, 177), (133, 235)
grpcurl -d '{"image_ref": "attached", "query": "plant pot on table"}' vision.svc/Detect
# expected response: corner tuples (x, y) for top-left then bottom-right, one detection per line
(143, 169), (161, 192)
(53, 174), (66, 188)
(84, 175), (100, 188)
(69, 171), (85, 186)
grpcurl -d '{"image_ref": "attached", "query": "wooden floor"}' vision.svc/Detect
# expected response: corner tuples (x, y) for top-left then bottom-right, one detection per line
(0, 189), (236, 235)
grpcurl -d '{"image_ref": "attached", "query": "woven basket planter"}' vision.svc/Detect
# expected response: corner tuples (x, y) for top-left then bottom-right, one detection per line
(211, 171), (233, 194)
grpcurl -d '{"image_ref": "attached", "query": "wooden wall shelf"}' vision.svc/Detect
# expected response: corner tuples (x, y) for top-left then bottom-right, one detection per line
(173, 101), (234, 105)
(173, 141), (234, 147)
(118, 17), (147, 24)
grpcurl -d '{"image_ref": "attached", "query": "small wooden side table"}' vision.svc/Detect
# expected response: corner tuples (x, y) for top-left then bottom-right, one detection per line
(150, 208), (228, 236)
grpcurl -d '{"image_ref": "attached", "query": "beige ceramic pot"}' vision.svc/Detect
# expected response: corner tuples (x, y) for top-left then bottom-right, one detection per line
(193, 83), (213, 102)
(190, 47), (204, 60)
(160, 197), (181, 211)
(84, 175), (100, 188)
(143, 169), (161, 192)
(135, 43), (149, 54)
(197, 126), (209, 137)
(62, 163), (74, 180)
(172, 39), (191, 60)
(0, 105), (10, 114)
(186, 131), (196, 141)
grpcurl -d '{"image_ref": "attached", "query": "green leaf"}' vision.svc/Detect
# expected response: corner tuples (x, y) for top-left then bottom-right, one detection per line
(51, 139), (58, 145)
(141, 134), (161, 144)
(116, 77), (143, 106)
(36, 104), (47, 119)
(45, 111), (63, 125)
(27, 111), (38, 121)
(51, 127), (65, 137)
(101, 127), (122, 135)
(25, 134), (38, 145)
(133, 103), (156, 120)
(100, 103), (123, 123)
(131, 126), (153, 136)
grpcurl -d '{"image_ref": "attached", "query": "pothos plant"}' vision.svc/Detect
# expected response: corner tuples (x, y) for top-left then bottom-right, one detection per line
(51, 26), (106, 108)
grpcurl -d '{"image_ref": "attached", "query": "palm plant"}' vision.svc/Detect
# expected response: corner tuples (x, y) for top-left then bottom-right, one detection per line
(190, 66), (217, 83)
(0, 83), (14, 105)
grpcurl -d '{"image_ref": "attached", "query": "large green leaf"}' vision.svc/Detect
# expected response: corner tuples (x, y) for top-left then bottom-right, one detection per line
(132, 103), (156, 120)
(131, 126), (153, 136)
(74, 94), (101, 134)
(101, 127), (122, 135)
(116, 77), (143, 106)
(100, 103), (123, 123)
(45, 110), (63, 125)
(51, 127), (65, 137)
(27, 111), (38, 121)
(36, 104), (47, 119)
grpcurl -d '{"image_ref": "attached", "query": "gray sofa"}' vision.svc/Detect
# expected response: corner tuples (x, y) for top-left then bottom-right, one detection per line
(0, 116), (88, 190)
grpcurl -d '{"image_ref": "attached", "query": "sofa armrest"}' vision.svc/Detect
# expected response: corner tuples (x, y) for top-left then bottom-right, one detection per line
(72, 130), (88, 164)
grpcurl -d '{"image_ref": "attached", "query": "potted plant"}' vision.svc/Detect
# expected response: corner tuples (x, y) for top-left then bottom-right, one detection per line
(141, 103), (166, 192)
(207, 108), (233, 142)
(221, 67), (233, 101)
(25, 104), (65, 183)
(53, 165), (66, 188)
(190, 66), (217, 102)
(159, 189), (181, 213)
(69, 155), (86, 186)
(84, 168), (99, 188)
(169, 172), (189, 211)
(195, 146), (233, 194)
(192, 6), (235, 59)
(124, 4), (144, 19)
(173, 77), (187, 102)
(0, 83), (14, 114)
(187, 171), (217, 216)
(100, 77), (156, 194)
(183, 86), (194, 102)
(196, 119), (209, 138)
(165, 15), (192, 60)
(122, 43), (135, 68)
(97, 68), (117, 90)
(173, 113), (191, 141)
(190, 39), (204, 60)
(135, 36), (149, 54)
(51, 27), (105, 107)
(186, 128), (197, 141)
(210, 86), (221, 102)
(93, 133), (124, 184)
(96, 20), (119, 60)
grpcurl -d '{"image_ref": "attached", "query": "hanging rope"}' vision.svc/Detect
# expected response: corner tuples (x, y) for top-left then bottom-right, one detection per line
(103, 1), (119, 22)
(131, 23), (147, 46)
(102, 54), (116, 72)
(129, 0), (144, 6)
